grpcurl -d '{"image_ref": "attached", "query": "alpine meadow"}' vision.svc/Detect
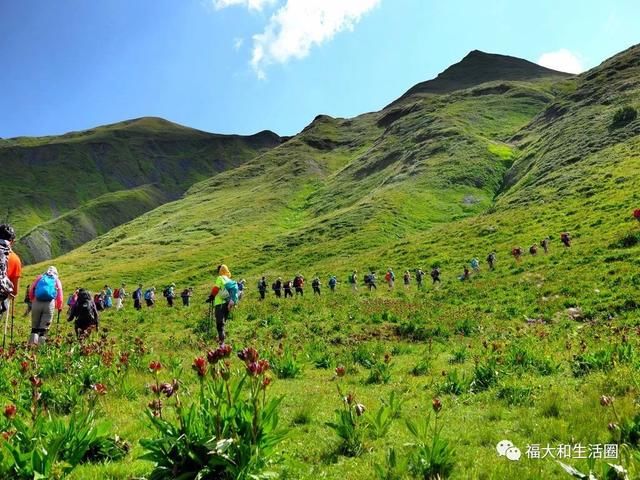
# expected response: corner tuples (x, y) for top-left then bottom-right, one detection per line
(2, 37), (640, 480)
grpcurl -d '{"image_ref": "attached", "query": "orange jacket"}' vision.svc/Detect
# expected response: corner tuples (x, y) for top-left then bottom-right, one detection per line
(7, 251), (21, 297)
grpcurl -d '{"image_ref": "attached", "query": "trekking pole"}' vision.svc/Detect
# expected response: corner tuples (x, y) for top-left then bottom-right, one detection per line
(208, 301), (214, 337)
(10, 298), (15, 345)
(2, 305), (9, 349)
(56, 309), (61, 337)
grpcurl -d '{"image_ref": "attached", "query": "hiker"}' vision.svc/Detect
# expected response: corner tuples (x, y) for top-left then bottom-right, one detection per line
(512, 247), (523, 262)
(258, 277), (268, 300)
(459, 266), (471, 281)
(0, 224), (22, 316)
(144, 287), (156, 307)
(104, 285), (113, 309)
(283, 280), (293, 298)
(430, 267), (441, 284)
(541, 238), (550, 254)
(470, 258), (480, 272)
(312, 276), (321, 295)
(273, 278), (283, 298)
(486, 252), (496, 270)
(385, 269), (395, 289)
(349, 270), (358, 291)
(164, 283), (176, 307)
(403, 271), (411, 288)
(415, 269), (425, 289)
(94, 291), (105, 311)
(114, 283), (127, 310)
(67, 289), (99, 339)
(133, 284), (143, 310)
(237, 279), (246, 302)
(180, 287), (193, 306)
(366, 272), (377, 291)
(28, 266), (63, 346)
(23, 286), (32, 317)
(206, 264), (238, 344)
(66, 289), (79, 312)
(328, 275), (337, 292)
(561, 232), (571, 248)
(529, 244), (538, 256)
(293, 275), (304, 296)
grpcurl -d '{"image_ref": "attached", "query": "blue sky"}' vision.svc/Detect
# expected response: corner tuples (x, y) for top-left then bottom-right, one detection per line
(1, 0), (638, 139)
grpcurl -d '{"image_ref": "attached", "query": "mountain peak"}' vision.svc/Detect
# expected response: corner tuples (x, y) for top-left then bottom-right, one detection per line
(388, 50), (571, 107)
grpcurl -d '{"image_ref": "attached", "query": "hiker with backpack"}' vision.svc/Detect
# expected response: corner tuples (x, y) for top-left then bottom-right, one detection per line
(403, 271), (411, 288)
(529, 244), (538, 256)
(163, 283), (176, 307)
(349, 270), (358, 291)
(144, 287), (156, 307)
(114, 283), (127, 310)
(385, 269), (395, 289)
(0, 224), (22, 318)
(206, 264), (238, 344)
(94, 291), (105, 311)
(312, 276), (321, 295)
(328, 275), (337, 292)
(283, 280), (293, 298)
(470, 258), (480, 272)
(512, 247), (523, 262)
(366, 272), (377, 291)
(237, 279), (246, 303)
(486, 252), (496, 270)
(293, 275), (304, 296)
(181, 287), (193, 306)
(415, 269), (425, 289)
(104, 285), (113, 309)
(430, 267), (441, 284)
(541, 238), (550, 254)
(28, 266), (63, 346)
(561, 232), (572, 248)
(67, 289), (78, 312)
(133, 284), (143, 310)
(258, 277), (268, 300)
(459, 266), (471, 281)
(273, 278), (283, 298)
(67, 289), (99, 339)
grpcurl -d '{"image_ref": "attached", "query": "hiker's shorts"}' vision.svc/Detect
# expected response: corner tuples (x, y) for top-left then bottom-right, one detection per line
(31, 299), (54, 334)
(215, 303), (230, 342)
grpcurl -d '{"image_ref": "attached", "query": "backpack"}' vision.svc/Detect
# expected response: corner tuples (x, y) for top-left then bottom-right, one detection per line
(220, 279), (239, 306)
(163, 287), (170, 298)
(312, 279), (319, 287)
(35, 274), (57, 302)
(113, 288), (120, 299)
(75, 291), (97, 328)
(329, 277), (337, 287)
(364, 274), (371, 284)
(0, 241), (14, 303)
(144, 289), (152, 301)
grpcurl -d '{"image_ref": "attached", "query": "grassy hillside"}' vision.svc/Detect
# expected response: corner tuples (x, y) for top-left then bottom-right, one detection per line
(8, 46), (640, 479)
(0, 116), (281, 263)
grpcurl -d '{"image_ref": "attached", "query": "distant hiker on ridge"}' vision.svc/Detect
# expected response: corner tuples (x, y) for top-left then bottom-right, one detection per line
(133, 284), (143, 310)
(293, 275), (304, 296)
(349, 270), (358, 291)
(258, 276), (268, 300)
(385, 268), (395, 289)
(529, 244), (538, 256)
(430, 266), (441, 284)
(273, 278), (283, 298)
(67, 288), (99, 339)
(114, 283), (127, 310)
(283, 279), (293, 298)
(163, 283), (176, 307)
(486, 252), (496, 270)
(104, 285), (113, 309)
(415, 268), (425, 289)
(180, 287), (193, 306)
(328, 275), (337, 292)
(541, 238), (550, 254)
(403, 271), (411, 288)
(144, 287), (156, 307)
(470, 258), (480, 273)
(561, 232), (571, 248)
(312, 276), (321, 295)
(511, 247), (523, 262)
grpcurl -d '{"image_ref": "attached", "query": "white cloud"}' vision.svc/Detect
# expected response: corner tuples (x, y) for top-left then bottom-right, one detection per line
(233, 37), (244, 51)
(537, 49), (584, 74)
(213, 0), (277, 11)
(249, 0), (381, 79)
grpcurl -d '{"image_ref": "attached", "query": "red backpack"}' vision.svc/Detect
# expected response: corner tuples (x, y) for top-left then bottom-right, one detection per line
(113, 288), (120, 299)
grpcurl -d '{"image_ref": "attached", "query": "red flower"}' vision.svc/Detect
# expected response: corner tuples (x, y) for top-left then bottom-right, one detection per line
(93, 383), (107, 395)
(238, 347), (259, 363)
(3, 404), (16, 419)
(119, 352), (129, 366)
(29, 376), (42, 388)
(207, 344), (232, 364)
(335, 365), (346, 377)
(192, 357), (207, 377)
(19, 361), (29, 373)
(432, 397), (443, 413)
(262, 376), (272, 389)
(148, 360), (162, 373)
(634, 209), (640, 220)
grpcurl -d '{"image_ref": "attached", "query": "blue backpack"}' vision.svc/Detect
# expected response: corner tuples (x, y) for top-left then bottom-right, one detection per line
(35, 274), (57, 301)
(223, 279), (239, 305)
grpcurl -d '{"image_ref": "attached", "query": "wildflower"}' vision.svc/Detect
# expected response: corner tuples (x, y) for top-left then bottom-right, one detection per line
(19, 361), (29, 373)
(432, 397), (443, 413)
(262, 376), (272, 389)
(238, 346), (259, 363)
(633, 208), (640, 221)
(384, 353), (392, 364)
(159, 383), (174, 398)
(93, 383), (107, 395)
(192, 357), (207, 377)
(355, 403), (366, 416)
(600, 395), (613, 407)
(345, 393), (354, 405)
(3, 404), (16, 420)
(335, 365), (346, 377)
(148, 360), (162, 373)
(29, 376), (42, 388)
(119, 352), (130, 366)
(1, 430), (16, 441)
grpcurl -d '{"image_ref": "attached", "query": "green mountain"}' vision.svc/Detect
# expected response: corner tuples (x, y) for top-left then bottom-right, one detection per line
(0, 116), (281, 263)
